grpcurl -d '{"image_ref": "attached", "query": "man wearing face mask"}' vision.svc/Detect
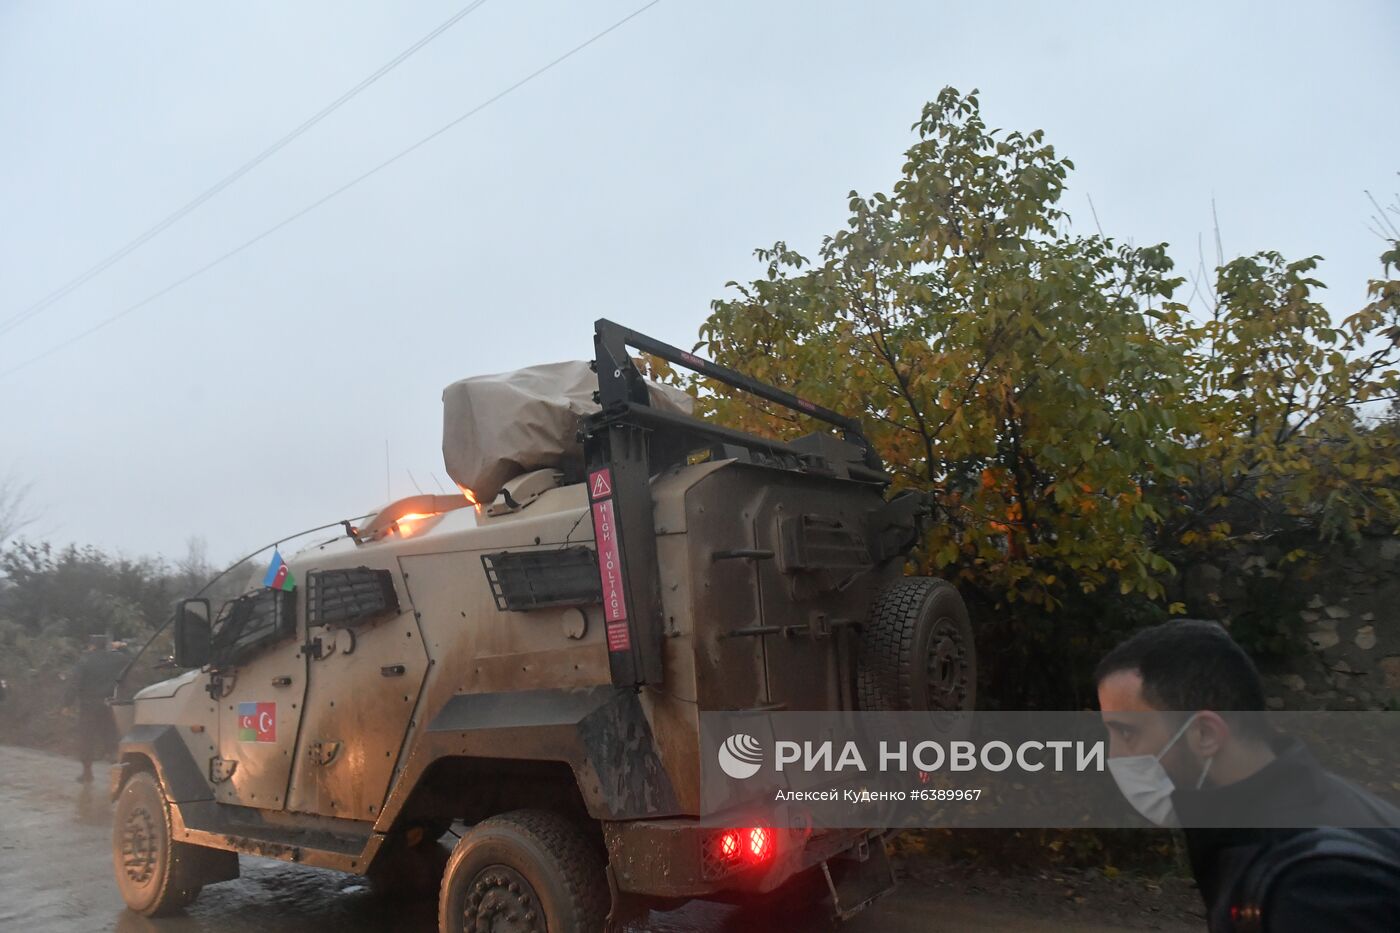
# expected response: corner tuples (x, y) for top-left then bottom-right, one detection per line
(1096, 620), (1400, 932)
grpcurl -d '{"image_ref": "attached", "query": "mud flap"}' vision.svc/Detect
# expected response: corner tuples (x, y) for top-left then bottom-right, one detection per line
(821, 835), (896, 921)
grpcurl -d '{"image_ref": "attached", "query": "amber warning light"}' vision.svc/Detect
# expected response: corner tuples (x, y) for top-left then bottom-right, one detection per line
(392, 512), (439, 538)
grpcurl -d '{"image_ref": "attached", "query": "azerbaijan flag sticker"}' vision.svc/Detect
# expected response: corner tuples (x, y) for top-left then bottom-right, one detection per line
(238, 702), (276, 743)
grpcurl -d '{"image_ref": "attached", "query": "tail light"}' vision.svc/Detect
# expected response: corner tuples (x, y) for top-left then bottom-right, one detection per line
(704, 827), (776, 878)
(745, 826), (774, 861)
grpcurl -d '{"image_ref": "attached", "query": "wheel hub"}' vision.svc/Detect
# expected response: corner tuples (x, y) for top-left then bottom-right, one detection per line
(925, 616), (970, 710)
(121, 805), (158, 885)
(463, 865), (544, 933)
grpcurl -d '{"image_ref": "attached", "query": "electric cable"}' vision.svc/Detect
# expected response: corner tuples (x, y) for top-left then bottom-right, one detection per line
(0, 0), (492, 338)
(0, 0), (662, 380)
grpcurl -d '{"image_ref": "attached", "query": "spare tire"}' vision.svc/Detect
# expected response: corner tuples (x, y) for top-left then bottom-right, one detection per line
(856, 577), (976, 713)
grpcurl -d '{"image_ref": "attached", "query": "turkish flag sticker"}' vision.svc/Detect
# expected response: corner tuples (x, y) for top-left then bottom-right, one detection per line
(254, 703), (276, 742)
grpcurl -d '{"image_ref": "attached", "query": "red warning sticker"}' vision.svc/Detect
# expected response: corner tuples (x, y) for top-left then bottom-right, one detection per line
(606, 619), (632, 652)
(589, 467), (630, 653)
(592, 498), (630, 627)
(589, 468), (613, 500)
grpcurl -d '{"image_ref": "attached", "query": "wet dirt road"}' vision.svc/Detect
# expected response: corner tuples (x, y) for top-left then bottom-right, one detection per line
(0, 745), (1201, 933)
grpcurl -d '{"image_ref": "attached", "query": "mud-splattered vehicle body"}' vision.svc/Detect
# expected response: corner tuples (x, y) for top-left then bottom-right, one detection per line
(110, 320), (975, 930)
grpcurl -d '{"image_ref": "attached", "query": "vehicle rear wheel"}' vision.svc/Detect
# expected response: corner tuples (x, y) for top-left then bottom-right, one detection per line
(438, 810), (608, 933)
(111, 770), (213, 915)
(856, 577), (976, 714)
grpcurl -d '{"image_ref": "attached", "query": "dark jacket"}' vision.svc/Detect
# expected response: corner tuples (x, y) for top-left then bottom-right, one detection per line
(1172, 737), (1400, 932)
(67, 649), (129, 707)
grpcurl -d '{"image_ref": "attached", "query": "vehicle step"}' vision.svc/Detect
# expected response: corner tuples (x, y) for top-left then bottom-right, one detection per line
(178, 800), (375, 858)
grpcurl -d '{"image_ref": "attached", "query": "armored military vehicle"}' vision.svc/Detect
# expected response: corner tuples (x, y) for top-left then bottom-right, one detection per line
(110, 320), (976, 931)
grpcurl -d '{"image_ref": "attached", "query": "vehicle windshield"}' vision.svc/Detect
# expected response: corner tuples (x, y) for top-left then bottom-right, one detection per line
(112, 554), (273, 699)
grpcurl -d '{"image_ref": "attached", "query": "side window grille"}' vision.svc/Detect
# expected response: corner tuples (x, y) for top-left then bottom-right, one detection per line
(306, 567), (400, 627)
(481, 547), (602, 612)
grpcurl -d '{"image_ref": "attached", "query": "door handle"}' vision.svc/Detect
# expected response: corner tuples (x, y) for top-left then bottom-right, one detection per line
(272, 676), (293, 687)
(381, 665), (406, 677)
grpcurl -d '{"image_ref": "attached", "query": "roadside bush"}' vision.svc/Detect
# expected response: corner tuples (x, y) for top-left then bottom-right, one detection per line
(691, 86), (1400, 708)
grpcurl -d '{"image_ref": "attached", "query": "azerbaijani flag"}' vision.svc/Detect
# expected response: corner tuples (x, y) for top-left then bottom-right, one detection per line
(263, 549), (296, 591)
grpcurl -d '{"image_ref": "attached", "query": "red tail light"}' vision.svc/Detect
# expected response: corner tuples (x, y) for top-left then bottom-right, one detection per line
(745, 826), (773, 862)
(707, 827), (775, 876)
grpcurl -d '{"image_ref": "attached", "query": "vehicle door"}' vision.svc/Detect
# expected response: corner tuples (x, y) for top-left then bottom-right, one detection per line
(210, 587), (308, 809)
(287, 565), (428, 822)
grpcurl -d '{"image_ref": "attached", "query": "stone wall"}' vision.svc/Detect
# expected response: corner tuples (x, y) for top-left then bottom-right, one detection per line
(1261, 534), (1400, 711)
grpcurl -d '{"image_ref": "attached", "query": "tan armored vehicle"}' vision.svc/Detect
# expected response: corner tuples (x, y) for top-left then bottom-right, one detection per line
(109, 320), (976, 931)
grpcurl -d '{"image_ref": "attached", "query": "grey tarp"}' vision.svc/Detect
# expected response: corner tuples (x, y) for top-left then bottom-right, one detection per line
(442, 360), (693, 504)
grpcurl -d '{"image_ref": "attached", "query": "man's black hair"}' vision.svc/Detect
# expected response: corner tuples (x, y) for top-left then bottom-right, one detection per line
(1095, 620), (1270, 737)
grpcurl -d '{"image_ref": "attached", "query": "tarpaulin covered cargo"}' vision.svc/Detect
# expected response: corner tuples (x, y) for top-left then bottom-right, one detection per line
(442, 360), (692, 504)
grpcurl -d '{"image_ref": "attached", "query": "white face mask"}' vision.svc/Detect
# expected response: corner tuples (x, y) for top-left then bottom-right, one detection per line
(1107, 713), (1214, 827)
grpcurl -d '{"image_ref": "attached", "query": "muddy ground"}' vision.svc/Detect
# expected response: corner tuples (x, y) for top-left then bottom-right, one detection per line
(0, 745), (1204, 932)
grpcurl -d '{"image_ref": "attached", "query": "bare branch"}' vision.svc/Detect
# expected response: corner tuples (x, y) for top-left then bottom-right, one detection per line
(0, 471), (36, 544)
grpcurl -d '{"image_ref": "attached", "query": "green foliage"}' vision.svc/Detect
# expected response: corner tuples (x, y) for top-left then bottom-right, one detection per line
(694, 87), (1400, 703)
(0, 541), (187, 640)
(0, 540), (213, 751)
(700, 88), (1190, 609)
(1166, 247), (1400, 545)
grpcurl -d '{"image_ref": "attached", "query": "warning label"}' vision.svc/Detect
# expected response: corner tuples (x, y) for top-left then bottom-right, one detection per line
(589, 466), (630, 653)
(606, 619), (632, 652)
(593, 499), (627, 624)
(589, 468), (613, 500)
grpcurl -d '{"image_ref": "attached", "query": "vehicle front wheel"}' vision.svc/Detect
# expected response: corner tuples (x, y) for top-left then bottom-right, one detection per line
(111, 770), (215, 916)
(438, 810), (608, 933)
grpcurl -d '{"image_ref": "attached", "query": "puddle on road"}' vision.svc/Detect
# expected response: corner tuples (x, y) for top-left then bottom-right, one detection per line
(75, 783), (113, 826)
(1, 746), (841, 933)
(15, 855), (833, 933)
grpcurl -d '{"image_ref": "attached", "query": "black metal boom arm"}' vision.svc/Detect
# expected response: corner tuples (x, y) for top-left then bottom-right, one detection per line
(582, 319), (882, 689)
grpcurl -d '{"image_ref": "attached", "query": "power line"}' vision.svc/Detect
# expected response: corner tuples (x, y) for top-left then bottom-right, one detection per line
(0, 0), (492, 339)
(0, 0), (663, 382)
(12, 5), (664, 378)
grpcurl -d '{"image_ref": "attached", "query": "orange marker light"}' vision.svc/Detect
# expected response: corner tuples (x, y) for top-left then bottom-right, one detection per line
(393, 512), (439, 538)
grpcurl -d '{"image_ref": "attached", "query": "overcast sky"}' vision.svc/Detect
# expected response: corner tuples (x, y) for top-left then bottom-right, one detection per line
(2, 0), (1397, 565)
